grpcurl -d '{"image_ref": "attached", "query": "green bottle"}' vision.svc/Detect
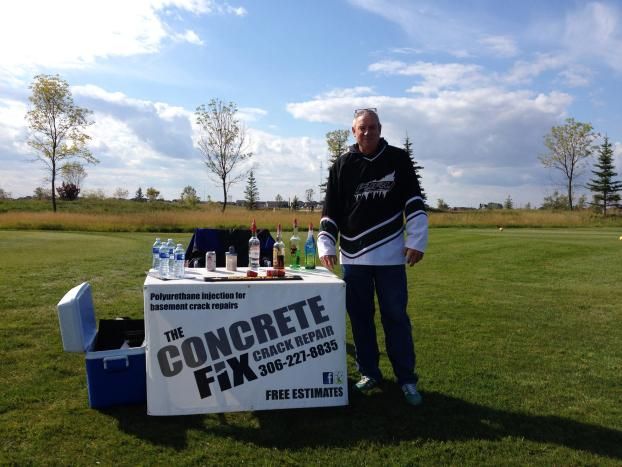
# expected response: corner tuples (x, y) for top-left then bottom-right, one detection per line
(289, 218), (301, 269)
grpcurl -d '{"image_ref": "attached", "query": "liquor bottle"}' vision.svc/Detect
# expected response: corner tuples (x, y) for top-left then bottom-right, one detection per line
(273, 223), (285, 269)
(249, 219), (260, 271)
(289, 218), (300, 269)
(304, 223), (316, 269)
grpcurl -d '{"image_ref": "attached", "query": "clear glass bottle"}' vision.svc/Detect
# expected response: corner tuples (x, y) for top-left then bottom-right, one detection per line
(248, 219), (260, 271)
(304, 223), (316, 269)
(273, 223), (285, 270)
(289, 218), (300, 269)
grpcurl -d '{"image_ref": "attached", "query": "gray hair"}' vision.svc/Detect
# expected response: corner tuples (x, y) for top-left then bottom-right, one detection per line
(352, 108), (381, 127)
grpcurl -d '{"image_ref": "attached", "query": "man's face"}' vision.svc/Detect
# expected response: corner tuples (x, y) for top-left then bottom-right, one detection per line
(352, 113), (381, 155)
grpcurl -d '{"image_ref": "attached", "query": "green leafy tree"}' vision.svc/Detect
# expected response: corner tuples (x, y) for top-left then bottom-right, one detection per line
(403, 134), (427, 202)
(133, 187), (146, 202)
(180, 185), (200, 205)
(34, 186), (51, 200)
(113, 187), (129, 199)
(321, 129), (349, 194)
(437, 198), (449, 210)
(0, 188), (11, 200)
(291, 195), (300, 211)
(244, 170), (260, 210)
(195, 99), (252, 212)
(60, 162), (87, 189)
(586, 136), (622, 215)
(541, 190), (569, 210)
(504, 195), (514, 209)
(540, 118), (598, 210)
(146, 187), (161, 202)
(25, 74), (98, 212)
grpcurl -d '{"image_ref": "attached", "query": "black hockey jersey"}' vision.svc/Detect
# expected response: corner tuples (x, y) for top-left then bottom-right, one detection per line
(317, 138), (428, 265)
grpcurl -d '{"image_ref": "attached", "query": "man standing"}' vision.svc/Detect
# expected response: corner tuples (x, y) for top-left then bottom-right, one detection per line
(318, 108), (428, 406)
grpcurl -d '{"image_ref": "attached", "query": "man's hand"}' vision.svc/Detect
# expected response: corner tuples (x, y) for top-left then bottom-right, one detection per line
(320, 255), (338, 271)
(405, 248), (424, 267)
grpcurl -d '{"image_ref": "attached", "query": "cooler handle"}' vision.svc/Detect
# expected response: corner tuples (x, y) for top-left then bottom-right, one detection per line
(103, 356), (129, 372)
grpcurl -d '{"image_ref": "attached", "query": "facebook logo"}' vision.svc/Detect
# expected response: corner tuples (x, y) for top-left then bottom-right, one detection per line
(322, 372), (334, 384)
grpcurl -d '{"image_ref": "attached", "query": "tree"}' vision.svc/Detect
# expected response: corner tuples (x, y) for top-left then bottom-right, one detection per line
(321, 129), (350, 194)
(504, 195), (514, 209)
(180, 185), (200, 205)
(195, 99), (252, 212)
(34, 187), (51, 200)
(586, 136), (622, 215)
(60, 162), (87, 189)
(0, 188), (11, 200)
(403, 134), (427, 201)
(25, 74), (98, 212)
(113, 187), (129, 199)
(541, 190), (569, 210)
(244, 170), (260, 210)
(56, 182), (80, 201)
(146, 187), (160, 202)
(133, 187), (146, 202)
(540, 118), (598, 211)
(305, 188), (315, 211)
(275, 194), (283, 205)
(291, 195), (300, 211)
(437, 199), (449, 210)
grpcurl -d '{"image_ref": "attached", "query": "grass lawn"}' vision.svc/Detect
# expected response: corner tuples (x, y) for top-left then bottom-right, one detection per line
(0, 228), (621, 465)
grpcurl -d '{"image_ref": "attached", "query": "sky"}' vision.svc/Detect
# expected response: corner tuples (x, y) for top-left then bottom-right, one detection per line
(1, 0), (622, 208)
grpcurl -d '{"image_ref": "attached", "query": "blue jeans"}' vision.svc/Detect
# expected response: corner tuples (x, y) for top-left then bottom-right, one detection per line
(342, 264), (418, 386)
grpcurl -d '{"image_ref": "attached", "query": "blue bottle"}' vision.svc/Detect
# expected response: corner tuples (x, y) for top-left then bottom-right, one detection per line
(304, 223), (316, 269)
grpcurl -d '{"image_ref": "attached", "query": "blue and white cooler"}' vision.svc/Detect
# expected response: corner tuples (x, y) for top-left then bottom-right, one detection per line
(57, 282), (146, 409)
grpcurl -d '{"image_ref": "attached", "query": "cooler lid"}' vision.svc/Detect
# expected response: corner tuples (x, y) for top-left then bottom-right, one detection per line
(56, 282), (97, 353)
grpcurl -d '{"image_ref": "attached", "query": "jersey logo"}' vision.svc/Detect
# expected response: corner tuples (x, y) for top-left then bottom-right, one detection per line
(354, 171), (395, 200)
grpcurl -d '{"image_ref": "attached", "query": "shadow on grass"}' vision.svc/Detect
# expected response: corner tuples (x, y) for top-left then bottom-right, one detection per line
(102, 383), (622, 459)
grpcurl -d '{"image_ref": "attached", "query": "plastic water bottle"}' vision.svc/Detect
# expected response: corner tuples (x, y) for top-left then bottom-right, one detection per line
(152, 238), (161, 270)
(158, 242), (170, 278)
(174, 243), (185, 278)
(166, 239), (175, 278)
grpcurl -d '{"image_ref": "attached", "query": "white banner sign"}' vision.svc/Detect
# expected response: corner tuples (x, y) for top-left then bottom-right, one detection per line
(144, 270), (347, 415)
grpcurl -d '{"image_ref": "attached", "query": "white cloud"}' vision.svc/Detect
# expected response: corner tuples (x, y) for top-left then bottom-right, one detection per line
(369, 60), (486, 95)
(504, 54), (567, 84)
(237, 107), (268, 122)
(0, 98), (28, 151)
(286, 84), (572, 207)
(479, 35), (519, 57)
(562, 2), (622, 72)
(315, 87), (376, 99)
(0, 0), (243, 76)
(175, 29), (204, 45)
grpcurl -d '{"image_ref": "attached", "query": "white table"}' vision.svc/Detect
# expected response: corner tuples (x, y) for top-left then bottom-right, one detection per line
(143, 267), (347, 415)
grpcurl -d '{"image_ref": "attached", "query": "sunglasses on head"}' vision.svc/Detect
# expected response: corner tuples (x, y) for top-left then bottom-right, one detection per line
(354, 107), (378, 116)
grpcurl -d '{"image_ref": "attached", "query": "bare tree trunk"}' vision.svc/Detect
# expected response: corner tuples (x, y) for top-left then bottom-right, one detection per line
(221, 180), (227, 213)
(51, 160), (57, 212)
(568, 178), (573, 211)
